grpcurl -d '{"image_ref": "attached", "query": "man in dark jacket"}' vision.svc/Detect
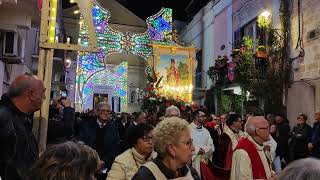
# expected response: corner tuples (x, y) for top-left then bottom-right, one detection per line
(47, 97), (75, 144)
(0, 74), (46, 180)
(79, 102), (120, 180)
(275, 114), (291, 163)
(309, 110), (320, 158)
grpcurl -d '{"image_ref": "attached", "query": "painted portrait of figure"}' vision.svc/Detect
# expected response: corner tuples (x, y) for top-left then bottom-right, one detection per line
(158, 54), (190, 87)
(166, 59), (180, 86)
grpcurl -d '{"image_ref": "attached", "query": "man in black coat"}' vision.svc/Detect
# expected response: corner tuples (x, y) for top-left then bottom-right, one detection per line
(79, 102), (120, 180)
(275, 114), (291, 163)
(309, 110), (320, 158)
(0, 74), (46, 180)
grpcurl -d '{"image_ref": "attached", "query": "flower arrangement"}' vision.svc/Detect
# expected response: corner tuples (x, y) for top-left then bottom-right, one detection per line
(214, 55), (229, 68)
(256, 45), (267, 58)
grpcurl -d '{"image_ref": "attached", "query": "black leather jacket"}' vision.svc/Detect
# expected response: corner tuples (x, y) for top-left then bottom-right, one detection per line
(0, 94), (38, 180)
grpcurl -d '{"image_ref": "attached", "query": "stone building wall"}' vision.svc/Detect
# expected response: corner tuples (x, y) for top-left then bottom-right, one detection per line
(287, 0), (320, 126)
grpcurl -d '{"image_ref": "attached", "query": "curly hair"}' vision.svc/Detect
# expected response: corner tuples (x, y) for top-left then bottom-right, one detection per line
(152, 117), (189, 156)
(26, 141), (99, 180)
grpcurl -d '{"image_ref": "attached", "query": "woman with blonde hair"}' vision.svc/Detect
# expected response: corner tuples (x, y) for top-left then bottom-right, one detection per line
(132, 117), (199, 180)
(26, 141), (101, 180)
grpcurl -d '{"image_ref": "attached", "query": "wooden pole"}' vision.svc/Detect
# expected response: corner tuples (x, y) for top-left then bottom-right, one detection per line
(38, 49), (54, 153)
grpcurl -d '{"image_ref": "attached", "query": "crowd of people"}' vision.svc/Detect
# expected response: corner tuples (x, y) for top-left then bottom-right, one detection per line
(1, 74), (320, 180)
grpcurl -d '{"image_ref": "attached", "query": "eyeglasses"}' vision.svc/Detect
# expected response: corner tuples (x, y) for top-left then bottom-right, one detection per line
(100, 109), (111, 113)
(178, 139), (193, 148)
(142, 135), (153, 142)
(257, 127), (270, 130)
(197, 115), (206, 118)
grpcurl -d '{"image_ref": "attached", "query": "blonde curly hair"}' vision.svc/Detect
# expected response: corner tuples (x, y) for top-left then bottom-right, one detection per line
(153, 117), (190, 156)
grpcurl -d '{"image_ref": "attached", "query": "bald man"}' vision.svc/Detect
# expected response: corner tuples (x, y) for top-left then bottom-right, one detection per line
(0, 73), (45, 180)
(230, 116), (272, 180)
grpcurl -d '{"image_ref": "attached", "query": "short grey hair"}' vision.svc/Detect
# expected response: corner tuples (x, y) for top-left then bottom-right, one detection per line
(245, 116), (256, 135)
(278, 158), (320, 180)
(165, 105), (180, 117)
(96, 102), (110, 111)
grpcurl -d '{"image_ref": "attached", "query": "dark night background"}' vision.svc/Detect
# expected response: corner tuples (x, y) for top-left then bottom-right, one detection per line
(62, 0), (212, 22)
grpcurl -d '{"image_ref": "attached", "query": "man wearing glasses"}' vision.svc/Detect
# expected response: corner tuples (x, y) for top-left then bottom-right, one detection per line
(189, 109), (214, 177)
(231, 116), (273, 180)
(79, 102), (120, 180)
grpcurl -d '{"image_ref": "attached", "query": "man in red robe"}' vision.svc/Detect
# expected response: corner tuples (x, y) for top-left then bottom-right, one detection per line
(230, 116), (273, 180)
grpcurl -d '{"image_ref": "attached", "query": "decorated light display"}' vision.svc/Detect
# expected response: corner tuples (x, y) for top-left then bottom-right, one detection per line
(75, 0), (178, 111)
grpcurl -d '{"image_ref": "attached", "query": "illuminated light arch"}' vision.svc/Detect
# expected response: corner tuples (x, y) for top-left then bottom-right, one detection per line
(75, 0), (175, 112)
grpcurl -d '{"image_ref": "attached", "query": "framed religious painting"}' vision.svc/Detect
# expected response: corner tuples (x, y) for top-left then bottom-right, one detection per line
(149, 44), (197, 103)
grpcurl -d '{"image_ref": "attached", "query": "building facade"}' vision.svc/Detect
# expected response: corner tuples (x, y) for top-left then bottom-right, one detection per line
(182, 0), (320, 124)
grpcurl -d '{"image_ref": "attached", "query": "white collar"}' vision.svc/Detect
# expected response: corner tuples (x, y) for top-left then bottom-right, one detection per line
(97, 119), (107, 127)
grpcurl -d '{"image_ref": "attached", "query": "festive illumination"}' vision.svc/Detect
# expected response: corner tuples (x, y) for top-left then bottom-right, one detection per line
(48, 0), (57, 43)
(75, 0), (174, 111)
(146, 8), (173, 45)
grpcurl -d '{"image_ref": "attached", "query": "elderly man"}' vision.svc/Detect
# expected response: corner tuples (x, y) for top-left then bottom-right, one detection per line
(189, 109), (214, 177)
(0, 73), (46, 180)
(165, 105), (180, 117)
(79, 102), (120, 180)
(230, 116), (272, 180)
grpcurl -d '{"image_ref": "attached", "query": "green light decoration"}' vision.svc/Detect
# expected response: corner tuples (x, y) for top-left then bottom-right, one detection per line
(75, 0), (173, 111)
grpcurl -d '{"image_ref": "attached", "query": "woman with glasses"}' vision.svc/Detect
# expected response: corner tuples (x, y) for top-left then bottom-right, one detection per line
(107, 124), (157, 180)
(132, 117), (199, 180)
(289, 113), (312, 161)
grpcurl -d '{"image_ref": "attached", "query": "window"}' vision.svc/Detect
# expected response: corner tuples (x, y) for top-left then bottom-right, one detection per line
(234, 18), (266, 49)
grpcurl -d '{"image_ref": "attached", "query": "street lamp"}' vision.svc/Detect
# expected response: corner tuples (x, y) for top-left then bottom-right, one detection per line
(260, 10), (271, 19)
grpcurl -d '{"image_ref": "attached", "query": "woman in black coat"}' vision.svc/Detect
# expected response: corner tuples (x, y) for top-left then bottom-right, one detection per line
(289, 114), (312, 161)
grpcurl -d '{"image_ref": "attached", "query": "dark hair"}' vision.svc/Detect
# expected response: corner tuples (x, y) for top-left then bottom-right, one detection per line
(226, 114), (241, 126)
(26, 141), (99, 180)
(298, 113), (308, 121)
(135, 112), (145, 120)
(192, 109), (204, 120)
(127, 124), (154, 148)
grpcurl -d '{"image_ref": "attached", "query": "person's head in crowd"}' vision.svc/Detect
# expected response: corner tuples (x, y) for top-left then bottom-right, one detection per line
(165, 105), (181, 117)
(26, 141), (101, 180)
(277, 158), (320, 180)
(245, 116), (270, 145)
(120, 112), (128, 122)
(226, 113), (243, 133)
(193, 109), (206, 125)
(296, 113), (308, 125)
(127, 123), (154, 156)
(315, 110), (320, 121)
(135, 112), (146, 124)
(220, 114), (228, 123)
(8, 73), (46, 114)
(210, 114), (220, 124)
(153, 117), (195, 170)
(96, 102), (111, 123)
(275, 114), (285, 124)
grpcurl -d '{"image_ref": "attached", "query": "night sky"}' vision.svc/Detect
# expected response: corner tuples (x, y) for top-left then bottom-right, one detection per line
(62, 0), (211, 22)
